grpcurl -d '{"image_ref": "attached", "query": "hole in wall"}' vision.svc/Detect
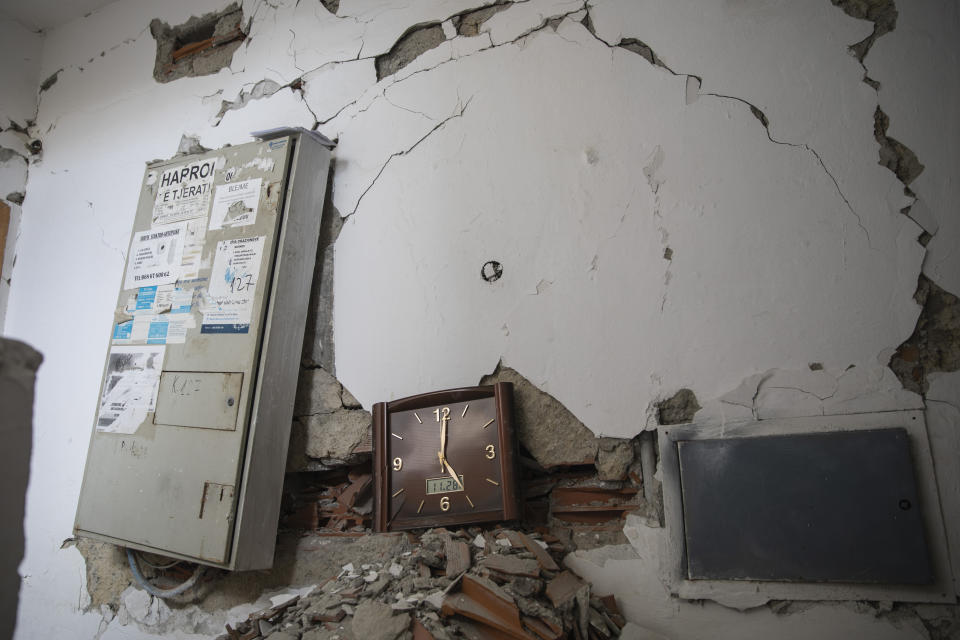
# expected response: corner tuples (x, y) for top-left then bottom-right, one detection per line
(149, 4), (246, 84)
(481, 260), (503, 282)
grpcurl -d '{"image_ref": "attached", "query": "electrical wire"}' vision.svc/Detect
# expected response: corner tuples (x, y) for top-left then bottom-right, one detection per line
(134, 550), (182, 570)
(126, 548), (205, 599)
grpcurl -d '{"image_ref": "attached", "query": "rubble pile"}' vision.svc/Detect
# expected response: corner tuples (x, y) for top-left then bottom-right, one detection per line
(280, 466), (374, 533)
(218, 527), (626, 640)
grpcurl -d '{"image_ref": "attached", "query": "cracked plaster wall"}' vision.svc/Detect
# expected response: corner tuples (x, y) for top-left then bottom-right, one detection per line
(0, 17), (42, 331)
(4, 0), (960, 638)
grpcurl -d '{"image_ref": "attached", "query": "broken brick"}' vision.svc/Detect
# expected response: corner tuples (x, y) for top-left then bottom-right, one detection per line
(480, 555), (541, 578)
(545, 571), (587, 609)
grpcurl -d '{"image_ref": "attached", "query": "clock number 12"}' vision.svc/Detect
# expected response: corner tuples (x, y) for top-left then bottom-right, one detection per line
(433, 407), (450, 422)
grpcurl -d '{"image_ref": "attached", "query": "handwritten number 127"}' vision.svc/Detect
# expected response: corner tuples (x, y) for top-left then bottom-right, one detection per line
(231, 274), (253, 293)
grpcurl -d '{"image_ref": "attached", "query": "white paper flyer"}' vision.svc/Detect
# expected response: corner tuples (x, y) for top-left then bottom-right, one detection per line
(201, 236), (266, 334)
(209, 178), (262, 230)
(123, 222), (187, 290)
(96, 345), (165, 434)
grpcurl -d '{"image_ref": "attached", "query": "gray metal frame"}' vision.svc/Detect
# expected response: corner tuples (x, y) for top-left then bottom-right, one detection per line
(231, 135), (331, 570)
(658, 411), (955, 604)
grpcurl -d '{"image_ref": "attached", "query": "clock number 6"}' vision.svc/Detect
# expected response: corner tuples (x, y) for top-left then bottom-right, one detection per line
(393, 457), (402, 471)
(440, 496), (450, 511)
(485, 444), (496, 459)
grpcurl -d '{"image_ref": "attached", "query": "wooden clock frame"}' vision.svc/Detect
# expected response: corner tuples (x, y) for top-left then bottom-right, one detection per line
(372, 383), (519, 532)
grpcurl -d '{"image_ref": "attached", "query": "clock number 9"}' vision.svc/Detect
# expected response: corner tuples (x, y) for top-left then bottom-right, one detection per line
(393, 457), (402, 471)
(485, 444), (496, 459)
(440, 496), (450, 511)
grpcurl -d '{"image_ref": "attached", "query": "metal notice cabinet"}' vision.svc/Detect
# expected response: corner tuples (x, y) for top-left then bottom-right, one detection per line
(74, 131), (332, 570)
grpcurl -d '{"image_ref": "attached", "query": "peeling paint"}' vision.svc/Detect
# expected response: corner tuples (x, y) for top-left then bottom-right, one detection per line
(375, 23), (447, 80)
(890, 275), (960, 394)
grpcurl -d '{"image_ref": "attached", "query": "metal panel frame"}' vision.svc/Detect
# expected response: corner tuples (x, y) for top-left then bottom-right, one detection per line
(230, 135), (331, 570)
(659, 411), (955, 604)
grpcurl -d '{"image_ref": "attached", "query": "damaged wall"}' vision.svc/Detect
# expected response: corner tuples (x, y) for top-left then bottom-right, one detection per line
(3, 0), (960, 638)
(0, 16), (42, 331)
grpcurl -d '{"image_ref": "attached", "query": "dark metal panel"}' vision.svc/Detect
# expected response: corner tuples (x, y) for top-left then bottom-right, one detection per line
(677, 428), (933, 583)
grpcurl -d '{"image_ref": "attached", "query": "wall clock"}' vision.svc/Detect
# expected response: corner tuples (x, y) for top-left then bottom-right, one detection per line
(372, 383), (519, 532)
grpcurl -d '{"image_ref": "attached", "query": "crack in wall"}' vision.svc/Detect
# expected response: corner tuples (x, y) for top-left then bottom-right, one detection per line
(344, 96), (473, 220)
(85, 201), (126, 266)
(581, 19), (873, 251)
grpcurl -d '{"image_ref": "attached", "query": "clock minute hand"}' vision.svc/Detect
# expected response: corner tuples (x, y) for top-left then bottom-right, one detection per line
(442, 457), (464, 491)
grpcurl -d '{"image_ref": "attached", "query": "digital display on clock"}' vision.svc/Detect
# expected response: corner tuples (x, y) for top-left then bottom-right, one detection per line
(425, 475), (464, 495)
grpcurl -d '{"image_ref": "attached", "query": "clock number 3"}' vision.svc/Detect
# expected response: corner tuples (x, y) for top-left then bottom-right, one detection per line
(440, 496), (450, 511)
(393, 457), (402, 471)
(485, 444), (496, 459)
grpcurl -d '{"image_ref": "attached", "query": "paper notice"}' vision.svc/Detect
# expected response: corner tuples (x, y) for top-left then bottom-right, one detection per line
(96, 345), (165, 434)
(209, 178), (262, 230)
(202, 236), (266, 334)
(179, 217), (208, 281)
(124, 222), (186, 290)
(112, 311), (194, 345)
(152, 158), (217, 225)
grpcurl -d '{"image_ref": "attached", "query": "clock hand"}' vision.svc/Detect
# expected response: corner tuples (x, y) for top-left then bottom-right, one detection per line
(438, 414), (449, 472)
(442, 457), (463, 491)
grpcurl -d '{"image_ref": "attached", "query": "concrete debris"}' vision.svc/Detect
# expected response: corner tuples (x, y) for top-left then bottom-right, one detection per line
(121, 587), (171, 627)
(215, 525), (617, 640)
(595, 439), (634, 482)
(873, 106), (924, 187)
(295, 367), (345, 417)
(150, 4), (246, 83)
(287, 366), (371, 470)
(320, 0), (340, 15)
(481, 365), (598, 468)
(889, 275), (960, 394)
(176, 135), (210, 157)
(301, 197), (342, 372)
(656, 388), (700, 425)
(5, 192), (24, 205)
(302, 409), (371, 462)
(375, 24), (447, 81)
(353, 600), (410, 640)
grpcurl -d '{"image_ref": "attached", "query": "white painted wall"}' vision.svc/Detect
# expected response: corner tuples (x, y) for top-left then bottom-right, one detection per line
(0, 16), (42, 331)
(4, 0), (958, 637)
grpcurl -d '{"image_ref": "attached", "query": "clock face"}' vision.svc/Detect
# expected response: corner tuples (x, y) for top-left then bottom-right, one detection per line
(373, 384), (517, 531)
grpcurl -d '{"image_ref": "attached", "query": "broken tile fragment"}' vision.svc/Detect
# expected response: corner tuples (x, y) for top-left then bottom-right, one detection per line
(545, 571), (587, 608)
(518, 532), (560, 572)
(444, 539), (471, 577)
(480, 555), (540, 578)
